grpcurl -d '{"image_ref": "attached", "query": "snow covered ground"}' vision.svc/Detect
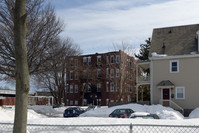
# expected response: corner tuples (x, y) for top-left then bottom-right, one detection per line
(1, 104), (199, 133)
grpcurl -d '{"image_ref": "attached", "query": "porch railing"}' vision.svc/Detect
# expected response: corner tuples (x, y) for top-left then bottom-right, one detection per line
(159, 99), (184, 115)
(137, 75), (150, 84)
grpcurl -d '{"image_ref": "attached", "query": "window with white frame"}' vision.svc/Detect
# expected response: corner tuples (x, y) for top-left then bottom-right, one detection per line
(70, 58), (73, 66)
(87, 84), (91, 92)
(74, 59), (78, 67)
(70, 71), (73, 80)
(110, 82), (114, 92)
(110, 55), (114, 64)
(116, 69), (120, 77)
(75, 85), (78, 93)
(88, 56), (91, 65)
(70, 85), (73, 93)
(66, 99), (69, 105)
(106, 99), (109, 105)
(97, 69), (102, 78)
(70, 100), (73, 105)
(106, 82), (109, 92)
(83, 99), (87, 106)
(176, 87), (185, 99)
(97, 56), (101, 65)
(83, 57), (87, 65)
(116, 55), (120, 63)
(75, 100), (78, 105)
(106, 56), (109, 65)
(110, 69), (114, 78)
(170, 60), (179, 73)
(97, 83), (101, 92)
(74, 72), (78, 80)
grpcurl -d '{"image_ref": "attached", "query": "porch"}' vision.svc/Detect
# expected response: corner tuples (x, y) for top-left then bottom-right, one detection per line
(136, 60), (150, 103)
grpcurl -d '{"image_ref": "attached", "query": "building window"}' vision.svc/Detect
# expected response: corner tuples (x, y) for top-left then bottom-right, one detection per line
(97, 69), (102, 78)
(97, 99), (101, 105)
(176, 87), (185, 99)
(83, 57), (87, 65)
(83, 99), (87, 106)
(116, 69), (120, 77)
(70, 100), (73, 105)
(75, 85), (78, 93)
(106, 82), (109, 92)
(70, 71), (73, 80)
(75, 100), (78, 105)
(74, 72), (78, 80)
(110, 55), (114, 64)
(106, 99), (109, 105)
(128, 95), (131, 102)
(70, 58), (73, 66)
(170, 60), (179, 73)
(70, 85), (73, 93)
(74, 59), (78, 67)
(110, 69), (114, 78)
(66, 99), (69, 105)
(116, 55), (120, 63)
(87, 84), (91, 92)
(88, 57), (91, 65)
(97, 83), (101, 92)
(110, 82), (114, 92)
(97, 56), (101, 65)
(106, 56), (109, 65)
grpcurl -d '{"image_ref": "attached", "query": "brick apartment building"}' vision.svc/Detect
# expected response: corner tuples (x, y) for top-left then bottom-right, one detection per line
(66, 50), (136, 106)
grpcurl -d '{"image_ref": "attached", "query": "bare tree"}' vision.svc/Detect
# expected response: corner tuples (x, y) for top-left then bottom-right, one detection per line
(13, 0), (29, 132)
(111, 42), (136, 103)
(0, 0), (63, 77)
(78, 63), (100, 106)
(36, 38), (81, 105)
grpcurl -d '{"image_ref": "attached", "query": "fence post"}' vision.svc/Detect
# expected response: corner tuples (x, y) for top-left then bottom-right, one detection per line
(130, 123), (133, 133)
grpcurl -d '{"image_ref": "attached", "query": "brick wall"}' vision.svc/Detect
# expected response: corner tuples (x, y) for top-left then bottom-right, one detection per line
(0, 97), (15, 106)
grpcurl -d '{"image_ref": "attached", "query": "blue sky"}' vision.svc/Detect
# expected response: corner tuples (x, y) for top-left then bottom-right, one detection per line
(47, 0), (199, 55)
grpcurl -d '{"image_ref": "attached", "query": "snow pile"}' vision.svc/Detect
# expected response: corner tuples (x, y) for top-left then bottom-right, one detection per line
(28, 105), (62, 116)
(0, 106), (45, 122)
(80, 104), (184, 120)
(151, 52), (167, 57)
(189, 107), (199, 118)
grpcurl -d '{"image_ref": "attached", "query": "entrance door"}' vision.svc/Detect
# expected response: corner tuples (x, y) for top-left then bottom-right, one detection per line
(163, 89), (170, 106)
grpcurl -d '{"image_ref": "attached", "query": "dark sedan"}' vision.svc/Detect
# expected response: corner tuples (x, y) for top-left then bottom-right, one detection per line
(63, 107), (85, 117)
(109, 108), (134, 118)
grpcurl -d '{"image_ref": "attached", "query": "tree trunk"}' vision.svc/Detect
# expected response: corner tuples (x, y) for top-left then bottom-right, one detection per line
(13, 0), (30, 133)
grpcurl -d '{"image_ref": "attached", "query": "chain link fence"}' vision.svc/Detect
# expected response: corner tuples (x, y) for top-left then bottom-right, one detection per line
(1, 123), (199, 133)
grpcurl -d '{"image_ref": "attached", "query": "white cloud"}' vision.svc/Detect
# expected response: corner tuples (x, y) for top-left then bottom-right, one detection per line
(54, 0), (199, 54)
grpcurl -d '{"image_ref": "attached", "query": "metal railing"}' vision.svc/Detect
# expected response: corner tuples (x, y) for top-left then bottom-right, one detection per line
(159, 99), (184, 114)
(1, 123), (199, 133)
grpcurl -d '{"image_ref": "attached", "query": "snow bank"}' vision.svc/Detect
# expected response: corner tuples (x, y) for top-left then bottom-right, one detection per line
(28, 105), (62, 116)
(80, 104), (184, 120)
(0, 106), (45, 122)
(189, 107), (199, 118)
(151, 52), (167, 57)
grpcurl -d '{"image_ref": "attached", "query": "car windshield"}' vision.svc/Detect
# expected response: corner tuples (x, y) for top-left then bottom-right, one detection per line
(113, 109), (126, 113)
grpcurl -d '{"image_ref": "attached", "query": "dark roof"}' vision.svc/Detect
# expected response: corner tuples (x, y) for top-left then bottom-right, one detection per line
(157, 80), (175, 88)
(149, 24), (199, 56)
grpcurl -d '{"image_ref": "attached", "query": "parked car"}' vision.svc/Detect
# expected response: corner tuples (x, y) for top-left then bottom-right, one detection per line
(63, 107), (85, 117)
(109, 108), (134, 118)
(130, 112), (159, 119)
